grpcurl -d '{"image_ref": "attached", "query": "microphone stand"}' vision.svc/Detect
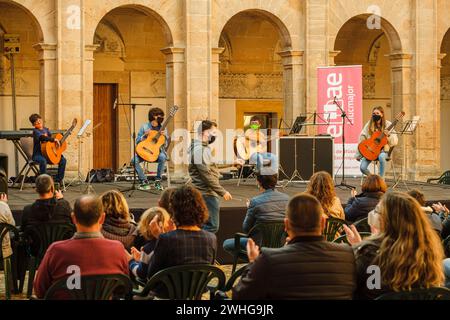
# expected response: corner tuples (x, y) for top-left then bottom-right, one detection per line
(116, 102), (152, 197)
(333, 97), (355, 190)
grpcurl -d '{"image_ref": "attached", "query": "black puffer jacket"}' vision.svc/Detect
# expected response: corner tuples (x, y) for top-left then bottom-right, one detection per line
(345, 192), (384, 222)
(233, 236), (356, 300)
(22, 198), (73, 228)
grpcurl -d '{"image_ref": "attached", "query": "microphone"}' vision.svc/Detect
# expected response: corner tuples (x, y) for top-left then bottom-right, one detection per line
(113, 98), (118, 110)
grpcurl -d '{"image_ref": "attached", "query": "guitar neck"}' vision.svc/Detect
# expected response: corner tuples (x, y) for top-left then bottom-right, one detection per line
(60, 126), (75, 144)
(154, 116), (172, 140)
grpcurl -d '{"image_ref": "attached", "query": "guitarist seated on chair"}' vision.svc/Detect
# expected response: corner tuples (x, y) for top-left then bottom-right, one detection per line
(131, 107), (168, 191)
(356, 106), (398, 178)
(243, 116), (278, 174)
(29, 113), (66, 183)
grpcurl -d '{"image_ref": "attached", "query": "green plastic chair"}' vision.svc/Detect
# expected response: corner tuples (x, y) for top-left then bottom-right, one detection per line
(0, 223), (20, 300)
(213, 265), (248, 300)
(43, 274), (133, 300)
(443, 235), (450, 258)
(23, 223), (75, 298)
(375, 287), (450, 300)
(332, 232), (373, 244)
(231, 221), (286, 273)
(352, 217), (370, 233)
(427, 170), (450, 185)
(323, 217), (348, 242)
(133, 264), (226, 300)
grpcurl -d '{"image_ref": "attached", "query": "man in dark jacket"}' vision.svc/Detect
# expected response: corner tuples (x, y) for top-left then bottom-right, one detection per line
(22, 174), (72, 229)
(188, 120), (232, 233)
(222, 173), (289, 254)
(233, 193), (356, 300)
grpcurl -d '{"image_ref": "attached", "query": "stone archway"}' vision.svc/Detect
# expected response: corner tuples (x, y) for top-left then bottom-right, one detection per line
(91, 5), (175, 171)
(0, 0), (44, 175)
(440, 29), (450, 170)
(216, 9), (300, 133)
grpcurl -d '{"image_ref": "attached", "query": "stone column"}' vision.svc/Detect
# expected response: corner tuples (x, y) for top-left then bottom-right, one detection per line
(33, 43), (58, 130)
(278, 50), (304, 125)
(161, 47), (186, 178)
(211, 47), (224, 124)
(389, 53), (413, 180)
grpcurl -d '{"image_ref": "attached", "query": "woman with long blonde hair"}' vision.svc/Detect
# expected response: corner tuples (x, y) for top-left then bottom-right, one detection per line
(346, 191), (445, 299)
(100, 190), (137, 250)
(306, 171), (344, 220)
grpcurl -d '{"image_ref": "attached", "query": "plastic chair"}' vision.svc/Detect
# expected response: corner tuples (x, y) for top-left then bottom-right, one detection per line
(213, 265), (248, 300)
(0, 223), (20, 299)
(332, 232), (372, 244)
(427, 170), (450, 185)
(43, 274), (133, 300)
(230, 221), (286, 273)
(375, 287), (450, 300)
(322, 217), (348, 242)
(133, 264), (226, 300)
(23, 223), (75, 298)
(353, 217), (370, 233)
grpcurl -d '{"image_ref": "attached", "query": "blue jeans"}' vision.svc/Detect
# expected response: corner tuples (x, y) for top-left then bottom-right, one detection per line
(223, 237), (249, 255)
(131, 151), (167, 182)
(360, 152), (387, 178)
(444, 258), (450, 288)
(249, 152), (278, 175)
(32, 154), (66, 182)
(202, 195), (220, 233)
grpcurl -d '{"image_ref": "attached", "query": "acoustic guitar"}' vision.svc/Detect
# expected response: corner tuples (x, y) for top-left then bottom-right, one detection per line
(136, 105), (179, 162)
(41, 118), (78, 164)
(234, 132), (279, 160)
(358, 111), (405, 161)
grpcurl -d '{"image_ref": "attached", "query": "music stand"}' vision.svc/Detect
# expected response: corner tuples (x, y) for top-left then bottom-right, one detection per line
(117, 102), (152, 197)
(391, 116), (420, 190)
(66, 120), (92, 192)
(333, 98), (355, 190)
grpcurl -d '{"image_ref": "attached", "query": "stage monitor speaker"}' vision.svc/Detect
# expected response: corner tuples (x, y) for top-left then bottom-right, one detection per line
(0, 153), (8, 195)
(278, 136), (333, 181)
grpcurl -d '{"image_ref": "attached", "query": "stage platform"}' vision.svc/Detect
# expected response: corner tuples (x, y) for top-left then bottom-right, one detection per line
(5, 178), (450, 264)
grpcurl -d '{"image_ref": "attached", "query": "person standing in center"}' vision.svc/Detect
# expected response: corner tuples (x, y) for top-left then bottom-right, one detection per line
(189, 120), (232, 233)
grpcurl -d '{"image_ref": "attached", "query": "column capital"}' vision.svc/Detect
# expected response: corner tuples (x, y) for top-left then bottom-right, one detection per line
(438, 53), (447, 68)
(389, 52), (413, 70)
(161, 47), (185, 64)
(85, 44), (101, 52)
(328, 50), (341, 66)
(277, 50), (304, 70)
(211, 47), (225, 64)
(33, 43), (57, 61)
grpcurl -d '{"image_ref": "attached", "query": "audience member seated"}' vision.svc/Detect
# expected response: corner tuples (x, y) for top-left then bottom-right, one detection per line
(432, 202), (450, 239)
(232, 193), (356, 300)
(34, 195), (129, 299)
(222, 173), (289, 254)
(146, 186), (217, 280)
(100, 190), (137, 251)
(345, 175), (386, 223)
(158, 187), (176, 215)
(445, 259), (450, 288)
(408, 189), (443, 234)
(0, 194), (16, 259)
(128, 207), (173, 280)
(344, 191), (445, 300)
(22, 174), (72, 230)
(306, 171), (345, 220)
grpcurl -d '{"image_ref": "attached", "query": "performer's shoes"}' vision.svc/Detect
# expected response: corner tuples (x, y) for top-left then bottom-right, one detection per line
(138, 180), (151, 191)
(154, 180), (164, 191)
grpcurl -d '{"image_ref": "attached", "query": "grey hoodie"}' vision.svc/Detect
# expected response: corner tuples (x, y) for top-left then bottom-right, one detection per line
(188, 140), (227, 198)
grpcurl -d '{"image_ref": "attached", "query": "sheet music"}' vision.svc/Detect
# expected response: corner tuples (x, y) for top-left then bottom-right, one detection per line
(77, 119), (91, 137)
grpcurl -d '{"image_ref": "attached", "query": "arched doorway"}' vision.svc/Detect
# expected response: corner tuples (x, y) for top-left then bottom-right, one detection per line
(218, 10), (293, 135)
(0, 0), (43, 175)
(92, 6), (172, 171)
(440, 29), (450, 170)
(333, 15), (404, 178)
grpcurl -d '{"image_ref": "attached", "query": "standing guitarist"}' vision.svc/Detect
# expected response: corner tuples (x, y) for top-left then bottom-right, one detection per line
(29, 113), (66, 184)
(131, 107), (168, 191)
(357, 106), (398, 178)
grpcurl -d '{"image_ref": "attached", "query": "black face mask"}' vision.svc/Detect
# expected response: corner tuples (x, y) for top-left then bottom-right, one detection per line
(208, 135), (216, 145)
(372, 114), (382, 122)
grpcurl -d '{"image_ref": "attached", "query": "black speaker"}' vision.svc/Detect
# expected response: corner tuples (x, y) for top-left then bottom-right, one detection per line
(0, 153), (8, 195)
(278, 136), (334, 181)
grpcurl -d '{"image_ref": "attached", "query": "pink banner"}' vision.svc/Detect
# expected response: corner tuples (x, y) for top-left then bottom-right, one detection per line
(317, 66), (363, 176)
